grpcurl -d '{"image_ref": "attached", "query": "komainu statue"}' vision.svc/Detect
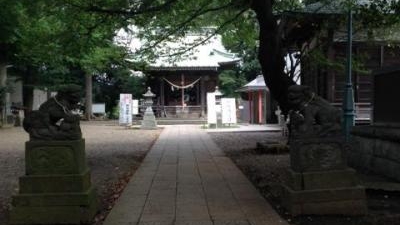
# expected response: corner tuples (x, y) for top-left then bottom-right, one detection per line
(287, 85), (342, 139)
(23, 84), (82, 140)
(11, 84), (98, 224)
(282, 85), (367, 216)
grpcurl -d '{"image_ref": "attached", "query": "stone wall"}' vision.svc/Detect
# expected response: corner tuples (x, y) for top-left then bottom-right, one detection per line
(350, 126), (400, 181)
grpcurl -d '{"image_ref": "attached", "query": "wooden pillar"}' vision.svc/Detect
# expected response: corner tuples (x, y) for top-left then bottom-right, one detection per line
(248, 92), (252, 123)
(380, 45), (384, 67)
(327, 45), (336, 102)
(160, 77), (165, 106)
(258, 90), (262, 124)
(85, 73), (92, 120)
(200, 77), (205, 116)
(0, 64), (7, 126)
(263, 91), (268, 123)
(0, 64), (6, 87)
(196, 79), (200, 105)
(181, 74), (184, 107)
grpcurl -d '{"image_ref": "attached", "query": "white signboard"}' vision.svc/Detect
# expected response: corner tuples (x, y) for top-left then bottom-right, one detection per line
(132, 99), (139, 115)
(221, 98), (237, 124)
(92, 103), (106, 114)
(119, 94), (132, 125)
(207, 93), (217, 124)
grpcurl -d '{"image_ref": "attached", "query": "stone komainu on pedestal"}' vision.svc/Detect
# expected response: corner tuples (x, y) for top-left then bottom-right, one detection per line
(10, 85), (98, 225)
(281, 85), (367, 215)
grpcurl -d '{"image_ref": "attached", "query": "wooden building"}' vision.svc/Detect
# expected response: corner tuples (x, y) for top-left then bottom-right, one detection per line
(290, 1), (400, 123)
(145, 35), (240, 118)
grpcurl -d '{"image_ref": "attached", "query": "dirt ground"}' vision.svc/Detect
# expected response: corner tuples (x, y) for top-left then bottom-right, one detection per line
(209, 131), (400, 225)
(0, 121), (162, 225)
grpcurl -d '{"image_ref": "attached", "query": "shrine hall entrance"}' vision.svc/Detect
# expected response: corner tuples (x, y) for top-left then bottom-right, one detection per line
(147, 69), (218, 119)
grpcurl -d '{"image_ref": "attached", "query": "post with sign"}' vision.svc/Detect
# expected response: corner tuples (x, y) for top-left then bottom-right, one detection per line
(119, 94), (132, 126)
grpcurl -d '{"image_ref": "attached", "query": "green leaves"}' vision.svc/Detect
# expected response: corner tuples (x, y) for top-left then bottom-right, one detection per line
(219, 69), (247, 97)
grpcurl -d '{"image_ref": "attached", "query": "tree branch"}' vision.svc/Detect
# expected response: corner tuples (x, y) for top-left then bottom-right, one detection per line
(159, 7), (248, 58)
(64, 0), (179, 17)
(134, 1), (239, 56)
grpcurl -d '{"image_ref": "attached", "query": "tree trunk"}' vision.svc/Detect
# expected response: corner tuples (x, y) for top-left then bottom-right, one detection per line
(250, 0), (295, 114)
(22, 66), (35, 114)
(85, 73), (93, 120)
(0, 63), (7, 126)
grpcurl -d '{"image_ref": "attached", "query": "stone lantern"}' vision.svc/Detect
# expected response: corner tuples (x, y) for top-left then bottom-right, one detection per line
(141, 87), (157, 129)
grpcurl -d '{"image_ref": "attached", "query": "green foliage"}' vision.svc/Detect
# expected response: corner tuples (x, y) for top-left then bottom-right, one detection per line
(93, 64), (146, 114)
(218, 69), (247, 97)
(2, 0), (399, 111)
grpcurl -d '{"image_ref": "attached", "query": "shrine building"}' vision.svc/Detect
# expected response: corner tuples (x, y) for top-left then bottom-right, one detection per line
(145, 35), (240, 118)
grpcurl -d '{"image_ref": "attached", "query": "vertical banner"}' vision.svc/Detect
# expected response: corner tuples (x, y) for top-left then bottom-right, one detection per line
(132, 99), (139, 115)
(119, 94), (132, 126)
(221, 98), (237, 124)
(207, 93), (216, 124)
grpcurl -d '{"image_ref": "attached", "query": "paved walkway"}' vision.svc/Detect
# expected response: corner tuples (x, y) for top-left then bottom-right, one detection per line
(103, 125), (288, 225)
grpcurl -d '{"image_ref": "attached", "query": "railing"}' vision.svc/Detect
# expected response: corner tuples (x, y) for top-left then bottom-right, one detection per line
(331, 102), (372, 124)
(139, 105), (203, 119)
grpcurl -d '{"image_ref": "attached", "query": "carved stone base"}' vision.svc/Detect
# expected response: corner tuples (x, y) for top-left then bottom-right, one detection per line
(282, 168), (367, 215)
(10, 139), (98, 224)
(282, 137), (367, 215)
(282, 184), (367, 216)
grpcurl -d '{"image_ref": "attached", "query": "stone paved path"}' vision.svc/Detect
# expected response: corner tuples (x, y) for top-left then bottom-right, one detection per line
(103, 125), (289, 225)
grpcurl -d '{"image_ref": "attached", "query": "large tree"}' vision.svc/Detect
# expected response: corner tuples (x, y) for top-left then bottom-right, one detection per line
(6, 0), (131, 118)
(118, 0), (399, 113)
(5, 0), (399, 116)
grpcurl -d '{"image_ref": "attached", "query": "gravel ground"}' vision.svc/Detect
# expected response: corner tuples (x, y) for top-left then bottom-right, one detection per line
(0, 121), (161, 225)
(2, 126), (400, 225)
(209, 131), (400, 225)
(209, 131), (289, 205)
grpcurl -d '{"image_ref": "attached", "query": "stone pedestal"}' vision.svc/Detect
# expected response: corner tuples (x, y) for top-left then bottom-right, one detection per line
(282, 138), (367, 215)
(141, 107), (157, 129)
(10, 139), (98, 224)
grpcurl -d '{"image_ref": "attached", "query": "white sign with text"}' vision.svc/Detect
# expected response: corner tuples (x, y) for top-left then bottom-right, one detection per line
(221, 98), (237, 124)
(132, 99), (139, 115)
(119, 94), (132, 125)
(207, 93), (217, 124)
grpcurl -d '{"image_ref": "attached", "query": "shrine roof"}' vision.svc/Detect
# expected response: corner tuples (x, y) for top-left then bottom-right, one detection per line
(237, 75), (269, 92)
(148, 66), (220, 71)
(115, 28), (241, 70)
(148, 35), (240, 69)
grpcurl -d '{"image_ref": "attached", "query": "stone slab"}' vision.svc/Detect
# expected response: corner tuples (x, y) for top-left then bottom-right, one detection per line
(282, 185), (367, 215)
(12, 187), (97, 207)
(9, 198), (98, 225)
(19, 169), (91, 193)
(282, 185), (366, 203)
(285, 199), (367, 216)
(287, 168), (358, 191)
